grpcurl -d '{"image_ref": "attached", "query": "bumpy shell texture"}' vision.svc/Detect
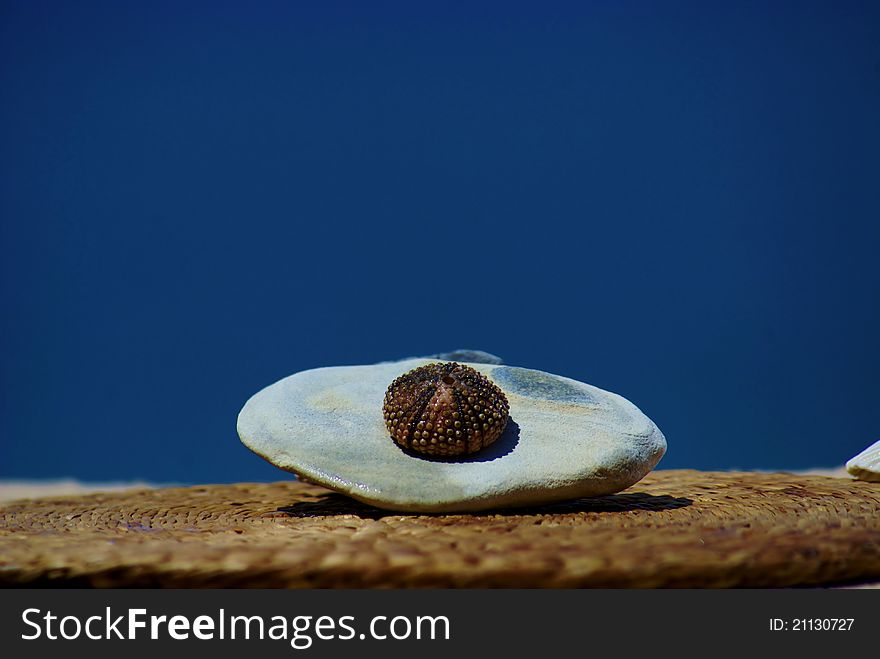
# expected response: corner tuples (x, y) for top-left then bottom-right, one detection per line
(383, 362), (510, 457)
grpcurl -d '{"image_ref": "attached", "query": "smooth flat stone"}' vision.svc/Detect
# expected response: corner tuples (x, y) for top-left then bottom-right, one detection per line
(237, 359), (667, 512)
(382, 348), (504, 365)
(425, 349), (504, 365)
(846, 440), (880, 482)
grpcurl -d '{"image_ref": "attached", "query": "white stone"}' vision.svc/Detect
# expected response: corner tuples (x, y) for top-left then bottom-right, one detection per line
(846, 440), (880, 482)
(237, 359), (666, 512)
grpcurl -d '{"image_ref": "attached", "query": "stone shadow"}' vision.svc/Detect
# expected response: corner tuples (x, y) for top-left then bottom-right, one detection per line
(277, 490), (692, 520)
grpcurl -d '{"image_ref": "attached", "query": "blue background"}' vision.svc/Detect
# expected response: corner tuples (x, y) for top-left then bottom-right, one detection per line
(2, 1), (878, 484)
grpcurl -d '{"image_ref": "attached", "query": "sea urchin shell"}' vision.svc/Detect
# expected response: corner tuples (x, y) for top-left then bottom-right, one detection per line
(383, 362), (510, 457)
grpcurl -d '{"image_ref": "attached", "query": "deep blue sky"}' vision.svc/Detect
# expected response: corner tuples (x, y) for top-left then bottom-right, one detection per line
(2, 1), (878, 483)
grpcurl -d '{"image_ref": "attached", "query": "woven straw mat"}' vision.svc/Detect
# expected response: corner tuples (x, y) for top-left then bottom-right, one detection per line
(1, 470), (878, 588)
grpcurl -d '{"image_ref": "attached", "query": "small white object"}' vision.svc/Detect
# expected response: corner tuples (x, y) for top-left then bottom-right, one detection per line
(846, 440), (880, 482)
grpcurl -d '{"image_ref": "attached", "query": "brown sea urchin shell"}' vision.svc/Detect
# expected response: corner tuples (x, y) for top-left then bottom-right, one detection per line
(383, 362), (510, 457)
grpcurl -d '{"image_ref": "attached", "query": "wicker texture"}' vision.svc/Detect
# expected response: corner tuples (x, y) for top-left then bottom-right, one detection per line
(1, 470), (879, 588)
